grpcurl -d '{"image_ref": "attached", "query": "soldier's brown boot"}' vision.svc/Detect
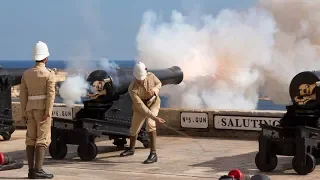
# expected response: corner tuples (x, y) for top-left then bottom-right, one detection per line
(26, 145), (35, 179)
(34, 146), (53, 179)
(143, 131), (158, 164)
(120, 136), (136, 157)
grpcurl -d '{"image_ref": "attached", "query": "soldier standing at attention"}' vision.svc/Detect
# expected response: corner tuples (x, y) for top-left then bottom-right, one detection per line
(20, 41), (56, 179)
(120, 62), (165, 164)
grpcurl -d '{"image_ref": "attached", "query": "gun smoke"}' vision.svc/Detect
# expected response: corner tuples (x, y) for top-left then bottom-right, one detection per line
(59, 56), (118, 107)
(135, 0), (320, 110)
(58, 0), (120, 107)
(59, 75), (89, 107)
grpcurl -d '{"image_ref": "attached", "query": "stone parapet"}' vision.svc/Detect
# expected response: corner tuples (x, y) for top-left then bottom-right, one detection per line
(11, 102), (286, 140)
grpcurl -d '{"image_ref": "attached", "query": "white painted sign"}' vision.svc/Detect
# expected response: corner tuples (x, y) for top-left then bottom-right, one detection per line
(52, 107), (73, 120)
(181, 112), (208, 128)
(214, 115), (281, 131)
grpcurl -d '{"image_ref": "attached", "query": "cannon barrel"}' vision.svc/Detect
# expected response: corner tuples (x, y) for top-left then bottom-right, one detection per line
(86, 66), (184, 101)
(0, 68), (28, 86)
(289, 70), (320, 108)
(146, 66), (184, 85)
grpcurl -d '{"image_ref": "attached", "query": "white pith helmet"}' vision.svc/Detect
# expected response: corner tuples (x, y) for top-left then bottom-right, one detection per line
(33, 41), (50, 61)
(133, 62), (147, 80)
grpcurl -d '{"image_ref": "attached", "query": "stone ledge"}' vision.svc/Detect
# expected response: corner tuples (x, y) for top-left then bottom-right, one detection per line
(11, 102), (286, 139)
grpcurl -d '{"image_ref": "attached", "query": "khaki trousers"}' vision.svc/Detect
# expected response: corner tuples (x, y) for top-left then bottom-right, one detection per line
(129, 107), (159, 136)
(25, 109), (52, 148)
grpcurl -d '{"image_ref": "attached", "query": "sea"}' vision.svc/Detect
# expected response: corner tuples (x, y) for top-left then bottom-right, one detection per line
(1, 60), (286, 111)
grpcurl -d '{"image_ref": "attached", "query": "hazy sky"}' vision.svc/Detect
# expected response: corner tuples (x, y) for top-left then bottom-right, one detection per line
(0, 0), (257, 60)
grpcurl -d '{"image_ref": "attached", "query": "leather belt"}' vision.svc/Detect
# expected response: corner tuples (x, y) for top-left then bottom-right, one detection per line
(28, 95), (47, 100)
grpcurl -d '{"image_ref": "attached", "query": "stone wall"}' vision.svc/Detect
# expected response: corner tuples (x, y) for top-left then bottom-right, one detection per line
(157, 108), (285, 139)
(11, 102), (286, 140)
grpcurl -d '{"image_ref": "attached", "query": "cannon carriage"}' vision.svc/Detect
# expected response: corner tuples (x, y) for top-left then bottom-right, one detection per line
(255, 71), (320, 175)
(48, 66), (184, 161)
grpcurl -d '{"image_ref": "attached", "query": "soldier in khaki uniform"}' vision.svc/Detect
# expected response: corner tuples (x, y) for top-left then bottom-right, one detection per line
(20, 41), (55, 179)
(120, 62), (165, 164)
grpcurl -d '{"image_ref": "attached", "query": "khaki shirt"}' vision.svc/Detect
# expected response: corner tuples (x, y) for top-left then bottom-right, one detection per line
(20, 62), (56, 118)
(128, 72), (161, 120)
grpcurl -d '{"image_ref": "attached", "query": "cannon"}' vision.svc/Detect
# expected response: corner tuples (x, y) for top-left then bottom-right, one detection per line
(255, 71), (320, 175)
(48, 66), (183, 161)
(0, 68), (27, 141)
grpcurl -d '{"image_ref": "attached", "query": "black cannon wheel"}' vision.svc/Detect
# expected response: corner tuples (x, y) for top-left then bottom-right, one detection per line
(49, 140), (68, 159)
(137, 133), (150, 148)
(255, 152), (278, 172)
(292, 153), (316, 175)
(142, 139), (150, 148)
(113, 138), (127, 148)
(1, 132), (11, 141)
(77, 142), (98, 161)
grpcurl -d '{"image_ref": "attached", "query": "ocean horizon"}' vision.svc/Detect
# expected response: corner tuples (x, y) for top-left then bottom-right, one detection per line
(2, 60), (287, 111)
(0, 60), (134, 69)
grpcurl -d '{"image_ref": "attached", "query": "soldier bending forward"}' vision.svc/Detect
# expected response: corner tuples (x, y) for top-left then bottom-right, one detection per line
(20, 41), (56, 179)
(120, 62), (165, 164)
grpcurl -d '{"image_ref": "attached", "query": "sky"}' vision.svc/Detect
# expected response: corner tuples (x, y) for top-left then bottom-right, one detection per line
(0, 0), (257, 61)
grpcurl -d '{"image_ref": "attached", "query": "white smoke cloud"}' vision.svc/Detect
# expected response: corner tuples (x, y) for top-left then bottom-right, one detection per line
(60, 0), (320, 110)
(58, 0), (118, 107)
(136, 8), (276, 110)
(258, 0), (320, 104)
(135, 0), (320, 110)
(59, 57), (118, 107)
(59, 41), (118, 107)
(59, 75), (89, 107)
